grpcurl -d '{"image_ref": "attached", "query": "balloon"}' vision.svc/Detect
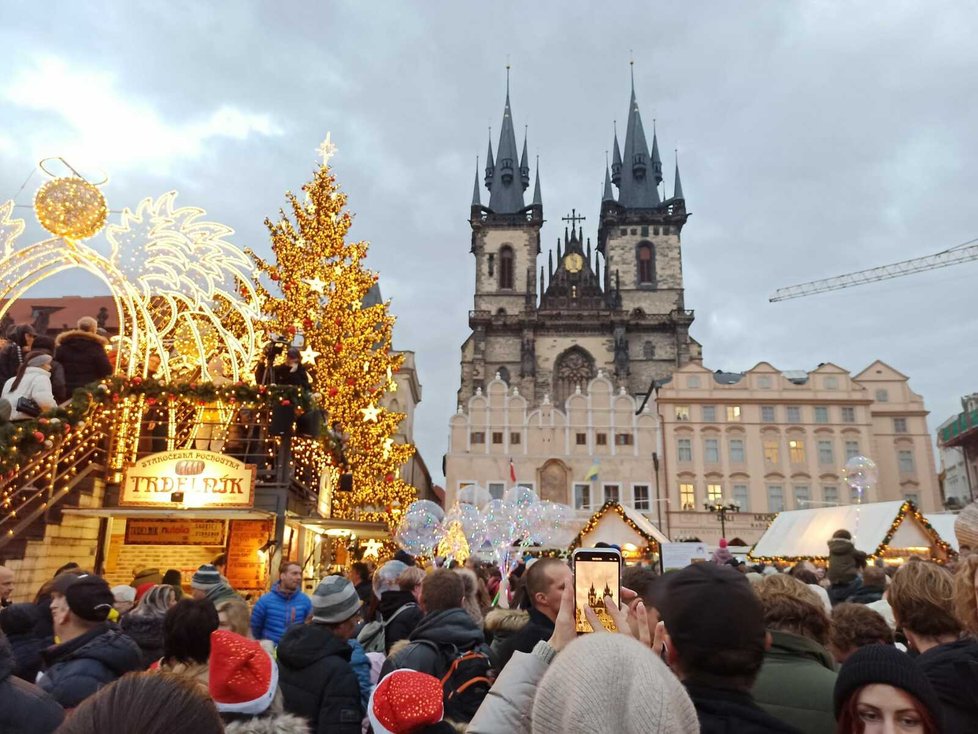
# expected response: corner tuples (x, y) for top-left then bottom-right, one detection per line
(483, 499), (517, 551)
(504, 485), (539, 508)
(395, 500), (445, 556)
(843, 456), (878, 492)
(458, 484), (492, 509)
(445, 502), (485, 548)
(405, 500), (445, 524)
(542, 502), (580, 546)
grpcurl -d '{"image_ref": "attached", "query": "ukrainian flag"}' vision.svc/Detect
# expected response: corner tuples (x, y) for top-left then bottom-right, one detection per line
(584, 459), (600, 481)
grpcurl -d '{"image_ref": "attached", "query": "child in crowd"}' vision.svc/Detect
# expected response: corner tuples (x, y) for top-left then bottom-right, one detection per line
(827, 529), (858, 586)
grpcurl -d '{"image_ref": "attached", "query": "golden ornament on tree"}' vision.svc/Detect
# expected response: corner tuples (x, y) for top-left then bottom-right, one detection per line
(34, 177), (108, 240)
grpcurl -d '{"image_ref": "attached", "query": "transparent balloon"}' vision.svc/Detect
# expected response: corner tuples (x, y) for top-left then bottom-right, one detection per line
(395, 512), (442, 556)
(843, 455), (878, 492)
(444, 502), (486, 549)
(404, 500), (446, 524)
(458, 484), (492, 510)
(483, 499), (517, 551)
(544, 503), (581, 546)
(504, 485), (540, 508)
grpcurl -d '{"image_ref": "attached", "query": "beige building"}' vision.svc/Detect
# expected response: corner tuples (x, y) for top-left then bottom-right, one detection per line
(657, 360), (940, 544)
(381, 350), (437, 504)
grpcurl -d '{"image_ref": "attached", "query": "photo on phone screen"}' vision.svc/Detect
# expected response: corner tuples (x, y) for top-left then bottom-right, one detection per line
(573, 548), (621, 633)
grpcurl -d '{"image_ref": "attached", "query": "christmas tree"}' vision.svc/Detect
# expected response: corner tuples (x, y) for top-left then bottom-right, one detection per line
(251, 136), (416, 524)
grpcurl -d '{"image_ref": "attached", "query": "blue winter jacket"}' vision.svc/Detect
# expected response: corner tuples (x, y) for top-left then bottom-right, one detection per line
(250, 582), (312, 644)
(348, 638), (372, 710)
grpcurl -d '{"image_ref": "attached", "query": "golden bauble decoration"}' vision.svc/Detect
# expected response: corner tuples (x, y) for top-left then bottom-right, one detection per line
(34, 177), (108, 240)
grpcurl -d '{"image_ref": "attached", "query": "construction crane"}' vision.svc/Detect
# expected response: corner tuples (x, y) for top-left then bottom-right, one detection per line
(770, 236), (978, 302)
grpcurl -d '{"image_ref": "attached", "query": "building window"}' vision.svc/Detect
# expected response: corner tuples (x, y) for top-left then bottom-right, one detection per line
(761, 406), (776, 422)
(492, 432), (503, 444)
(471, 432), (485, 444)
(763, 439), (780, 464)
(793, 485), (810, 509)
(823, 485), (839, 506)
(488, 482), (505, 500)
(702, 405), (716, 422)
(875, 389), (889, 402)
(850, 486), (863, 504)
(787, 406), (801, 423)
(841, 407), (856, 423)
(845, 440), (860, 460)
(789, 439), (806, 464)
(596, 433), (607, 446)
(898, 450), (915, 474)
(894, 418), (907, 433)
(574, 483), (591, 510)
(818, 440), (834, 465)
(729, 439), (745, 463)
(615, 433), (633, 446)
(680, 482), (696, 510)
(637, 243), (655, 284)
(767, 485), (785, 513)
(705, 438), (720, 464)
(677, 438), (692, 462)
(675, 406), (690, 421)
(633, 485), (650, 510)
(554, 346), (595, 407)
(687, 375), (701, 388)
(707, 483), (723, 503)
(499, 246), (514, 289)
(643, 341), (655, 359)
(758, 375), (772, 389)
(825, 376), (839, 390)
(726, 406), (742, 422)
(604, 484), (620, 504)
(576, 433), (587, 445)
(510, 432), (521, 445)
(814, 406), (829, 424)
(641, 225), (649, 237)
(732, 484), (749, 511)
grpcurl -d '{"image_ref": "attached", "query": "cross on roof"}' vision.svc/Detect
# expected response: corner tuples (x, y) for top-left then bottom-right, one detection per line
(561, 209), (586, 228)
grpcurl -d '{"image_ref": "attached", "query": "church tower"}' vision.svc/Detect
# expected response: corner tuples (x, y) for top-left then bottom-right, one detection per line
(460, 73), (544, 402)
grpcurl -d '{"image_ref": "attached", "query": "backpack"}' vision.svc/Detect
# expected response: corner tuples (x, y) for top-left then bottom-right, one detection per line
(416, 640), (495, 722)
(357, 602), (416, 654)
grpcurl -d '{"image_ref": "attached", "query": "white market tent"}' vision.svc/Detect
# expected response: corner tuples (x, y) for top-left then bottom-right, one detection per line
(570, 501), (670, 554)
(924, 514), (960, 552)
(749, 500), (954, 563)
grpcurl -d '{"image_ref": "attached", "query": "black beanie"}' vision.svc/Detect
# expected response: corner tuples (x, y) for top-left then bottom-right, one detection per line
(834, 644), (942, 725)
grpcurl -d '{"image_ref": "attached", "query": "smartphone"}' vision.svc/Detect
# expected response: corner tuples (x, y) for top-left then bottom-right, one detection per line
(573, 547), (622, 633)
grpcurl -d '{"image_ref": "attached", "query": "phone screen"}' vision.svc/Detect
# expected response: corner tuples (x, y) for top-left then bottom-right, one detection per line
(573, 548), (621, 633)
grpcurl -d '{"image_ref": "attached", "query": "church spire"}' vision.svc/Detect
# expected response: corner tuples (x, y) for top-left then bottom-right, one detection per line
(532, 156), (543, 207)
(673, 150), (685, 200)
(472, 156), (481, 207)
(484, 132), (494, 189)
(616, 65), (659, 208)
(611, 122), (622, 186)
(520, 128), (530, 190)
(650, 119), (663, 185)
(603, 160), (615, 203)
(486, 67), (526, 213)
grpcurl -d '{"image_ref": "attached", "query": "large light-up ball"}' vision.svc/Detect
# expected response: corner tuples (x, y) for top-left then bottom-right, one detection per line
(34, 177), (107, 240)
(843, 455), (878, 492)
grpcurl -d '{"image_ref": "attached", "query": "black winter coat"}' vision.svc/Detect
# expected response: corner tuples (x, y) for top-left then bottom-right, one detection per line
(0, 343), (26, 388)
(119, 612), (165, 669)
(916, 638), (978, 734)
(380, 607), (490, 678)
(276, 623), (363, 734)
(54, 329), (112, 393)
(685, 681), (801, 734)
(492, 607), (553, 671)
(0, 635), (64, 734)
(0, 602), (51, 682)
(37, 623), (142, 709)
(377, 589), (423, 655)
(848, 584), (885, 604)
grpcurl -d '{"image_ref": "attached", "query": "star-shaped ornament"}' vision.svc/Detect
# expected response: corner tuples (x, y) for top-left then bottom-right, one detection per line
(299, 345), (321, 365)
(304, 276), (326, 293)
(317, 132), (337, 163)
(360, 402), (381, 422)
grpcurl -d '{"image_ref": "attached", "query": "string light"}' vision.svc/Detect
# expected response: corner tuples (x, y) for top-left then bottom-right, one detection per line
(569, 500), (661, 555)
(34, 177), (107, 240)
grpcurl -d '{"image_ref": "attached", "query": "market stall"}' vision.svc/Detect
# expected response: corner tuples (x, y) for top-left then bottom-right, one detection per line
(569, 501), (669, 564)
(748, 500), (955, 566)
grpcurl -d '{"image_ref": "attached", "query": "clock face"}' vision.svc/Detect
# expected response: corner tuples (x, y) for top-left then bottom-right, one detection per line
(564, 253), (584, 273)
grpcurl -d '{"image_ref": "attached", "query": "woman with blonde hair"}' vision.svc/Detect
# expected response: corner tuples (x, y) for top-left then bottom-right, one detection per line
(121, 584), (176, 669)
(953, 552), (978, 635)
(454, 567), (483, 627)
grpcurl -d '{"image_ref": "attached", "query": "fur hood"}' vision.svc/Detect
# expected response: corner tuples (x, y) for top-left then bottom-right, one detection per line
(223, 712), (311, 734)
(483, 607), (529, 634)
(54, 328), (108, 346)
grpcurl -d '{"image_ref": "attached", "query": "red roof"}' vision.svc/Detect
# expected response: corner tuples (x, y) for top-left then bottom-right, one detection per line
(1, 295), (119, 333)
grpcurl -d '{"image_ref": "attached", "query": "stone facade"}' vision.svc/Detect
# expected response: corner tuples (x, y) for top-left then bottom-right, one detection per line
(657, 360), (941, 544)
(381, 350), (436, 504)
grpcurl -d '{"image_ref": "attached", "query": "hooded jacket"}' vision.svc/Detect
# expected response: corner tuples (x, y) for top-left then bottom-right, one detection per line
(376, 589), (423, 654)
(0, 634), (64, 734)
(250, 581), (312, 645)
(119, 612), (165, 668)
(492, 607), (553, 671)
(276, 623), (362, 734)
(53, 329), (112, 393)
(916, 637), (978, 733)
(751, 630), (838, 734)
(0, 602), (51, 681)
(37, 623), (143, 709)
(380, 607), (490, 678)
(484, 607), (529, 664)
(826, 537), (857, 585)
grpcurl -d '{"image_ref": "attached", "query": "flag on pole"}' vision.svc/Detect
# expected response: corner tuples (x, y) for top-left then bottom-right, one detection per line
(584, 458), (600, 481)
(509, 458), (517, 483)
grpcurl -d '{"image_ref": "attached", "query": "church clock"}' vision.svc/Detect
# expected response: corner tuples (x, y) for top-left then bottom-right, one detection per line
(564, 252), (584, 273)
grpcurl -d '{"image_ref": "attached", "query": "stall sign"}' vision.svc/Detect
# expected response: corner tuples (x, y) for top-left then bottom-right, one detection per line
(124, 519), (226, 546)
(226, 519), (274, 591)
(660, 542), (711, 572)
(120, 450), (256, 508)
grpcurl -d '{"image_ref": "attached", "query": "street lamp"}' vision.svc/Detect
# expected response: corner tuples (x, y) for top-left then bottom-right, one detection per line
(703, 499), (740, 538)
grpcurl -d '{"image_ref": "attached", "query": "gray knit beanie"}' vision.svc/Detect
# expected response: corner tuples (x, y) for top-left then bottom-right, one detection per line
(531, 634), (699, 734)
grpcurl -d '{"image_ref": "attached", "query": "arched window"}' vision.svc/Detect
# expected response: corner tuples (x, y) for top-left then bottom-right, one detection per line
(553, 347), (595, 407)
(637, 243), (655, 284)
(643, 341), (655, 359)
(497, 366), (510, 384)
(499, 246), (514, 289)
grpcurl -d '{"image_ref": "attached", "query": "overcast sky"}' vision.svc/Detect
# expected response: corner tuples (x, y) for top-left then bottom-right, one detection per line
(3, 1), (977, 484)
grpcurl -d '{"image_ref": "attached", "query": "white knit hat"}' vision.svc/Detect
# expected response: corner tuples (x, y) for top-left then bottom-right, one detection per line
(531, 634), (699, 734)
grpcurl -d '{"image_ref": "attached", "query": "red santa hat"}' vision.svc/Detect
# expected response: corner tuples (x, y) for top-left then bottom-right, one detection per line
(368, 669), (444, 734)
(208, 630), (278, 716)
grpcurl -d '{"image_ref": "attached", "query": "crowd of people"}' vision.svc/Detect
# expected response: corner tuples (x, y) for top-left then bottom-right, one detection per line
(0, 532), (977, 733)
